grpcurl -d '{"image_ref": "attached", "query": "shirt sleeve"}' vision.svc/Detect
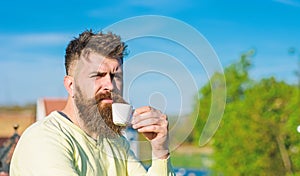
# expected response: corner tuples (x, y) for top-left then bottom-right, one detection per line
(146, 156), (175, 176)
(124, 138), (175, 176)
(10, 123), (79, 176)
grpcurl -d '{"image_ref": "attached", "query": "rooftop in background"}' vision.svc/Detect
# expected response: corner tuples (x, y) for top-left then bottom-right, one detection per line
(0, 97), (67, 142)
(36, 98), (66, 121)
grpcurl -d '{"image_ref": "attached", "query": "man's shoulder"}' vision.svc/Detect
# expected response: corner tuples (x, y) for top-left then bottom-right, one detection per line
(13, 111), (75, 158)
(18, 111), (65, 141)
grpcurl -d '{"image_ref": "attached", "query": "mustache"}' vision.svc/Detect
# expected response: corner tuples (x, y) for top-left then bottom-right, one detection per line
(95, 92), (112, 103)
(94, 91), (128, 104)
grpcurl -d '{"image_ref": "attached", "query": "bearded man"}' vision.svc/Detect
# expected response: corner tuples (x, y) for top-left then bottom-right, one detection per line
(10, 30), (175, 176)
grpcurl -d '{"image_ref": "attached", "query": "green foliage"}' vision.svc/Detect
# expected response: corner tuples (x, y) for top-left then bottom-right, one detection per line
(224, 50), (253, 103)
(170, 153), (205, 168)
(190, 50), (300, 175)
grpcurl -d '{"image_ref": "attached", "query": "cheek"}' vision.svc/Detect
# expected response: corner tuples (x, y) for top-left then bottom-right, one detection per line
(77, 79), (97, 98)
(114, 79), (123, 94)
(117, 80), (123, 90)
(78, 85), (94, 99)
(93, 79), (104, 92)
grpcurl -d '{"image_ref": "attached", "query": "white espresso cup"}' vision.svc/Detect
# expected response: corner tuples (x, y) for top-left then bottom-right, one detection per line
(112, 103), (134, 126)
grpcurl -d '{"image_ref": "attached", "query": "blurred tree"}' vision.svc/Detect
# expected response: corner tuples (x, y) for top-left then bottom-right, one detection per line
(189, 50), (253, 144)
(190, 50), (300, 175)
(221, 77), (297, 175)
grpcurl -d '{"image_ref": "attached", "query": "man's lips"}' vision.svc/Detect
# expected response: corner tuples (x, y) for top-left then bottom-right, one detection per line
(96, 92), (113, 104)
(100, 98), (113, 104)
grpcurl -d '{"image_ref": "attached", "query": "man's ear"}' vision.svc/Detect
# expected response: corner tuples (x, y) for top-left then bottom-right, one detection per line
(64, 75), (74, 97)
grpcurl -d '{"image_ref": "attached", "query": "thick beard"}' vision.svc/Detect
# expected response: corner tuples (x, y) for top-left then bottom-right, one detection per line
(74, 86), (125, 138)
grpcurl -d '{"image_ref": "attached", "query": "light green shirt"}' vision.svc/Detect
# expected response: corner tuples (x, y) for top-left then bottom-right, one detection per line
(10, 111), (174, 176)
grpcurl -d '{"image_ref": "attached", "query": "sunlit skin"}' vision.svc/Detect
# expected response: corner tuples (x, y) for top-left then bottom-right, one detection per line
(62, 52), (169, 159)
(75, 53), (123, 105)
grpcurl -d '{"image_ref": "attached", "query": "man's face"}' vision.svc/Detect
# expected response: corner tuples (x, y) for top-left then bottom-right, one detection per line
(75, 52), (123, 104)
(72, 52), (125, 137)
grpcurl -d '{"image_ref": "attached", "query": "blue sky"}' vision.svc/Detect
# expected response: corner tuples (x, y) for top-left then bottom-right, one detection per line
(0, 0), (300, 115)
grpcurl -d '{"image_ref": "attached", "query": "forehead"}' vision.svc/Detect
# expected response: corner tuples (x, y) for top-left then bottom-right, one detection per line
(80, 52), (121, 72)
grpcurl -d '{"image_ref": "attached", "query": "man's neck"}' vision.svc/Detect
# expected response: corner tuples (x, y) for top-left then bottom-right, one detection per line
(61, 96), (98, 139)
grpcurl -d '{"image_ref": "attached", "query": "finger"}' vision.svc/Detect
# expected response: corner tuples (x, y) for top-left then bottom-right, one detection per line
(132, 107), (160, 123)
(132, 117), (162, 129)
(132, 111), (153, 124)
(132, 112), (165, 125)
(137, 125), (165, 134)
(133, 106), (152, 115)
(134, 118), (168, 131)
(161, 114), (167, 120)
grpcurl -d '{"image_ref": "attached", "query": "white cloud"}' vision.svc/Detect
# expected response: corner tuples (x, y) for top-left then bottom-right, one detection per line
(0, 32), (69, 105)
(0, 33), (71, 47)
(0, 32), (71, 63)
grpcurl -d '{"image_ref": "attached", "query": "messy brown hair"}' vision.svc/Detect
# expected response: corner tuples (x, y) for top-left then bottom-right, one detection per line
(64, 30), (127, 76)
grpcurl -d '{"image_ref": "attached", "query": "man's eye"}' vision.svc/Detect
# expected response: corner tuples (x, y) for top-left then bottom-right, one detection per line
(99, 73), (107, 77)
(114, 73), (123, 79)
(90, 73), (106, 78)
(90, 75), (98, 78)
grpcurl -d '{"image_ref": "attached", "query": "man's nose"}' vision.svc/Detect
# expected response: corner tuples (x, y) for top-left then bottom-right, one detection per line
(103, 73), (114, 91)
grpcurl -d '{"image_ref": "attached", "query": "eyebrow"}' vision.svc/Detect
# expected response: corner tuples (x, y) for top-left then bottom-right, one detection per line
(88, 69), (122, 76)
(88, 71), (105, 76)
